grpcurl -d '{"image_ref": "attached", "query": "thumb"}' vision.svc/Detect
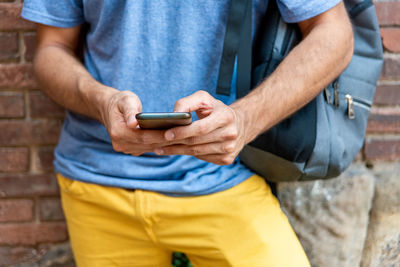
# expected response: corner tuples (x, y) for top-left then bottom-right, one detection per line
(173, 90), (213, 113)
(118, 93), (142, 129)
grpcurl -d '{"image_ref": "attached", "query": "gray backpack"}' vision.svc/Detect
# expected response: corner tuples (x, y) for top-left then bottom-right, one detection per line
(217, 0), (383, 182)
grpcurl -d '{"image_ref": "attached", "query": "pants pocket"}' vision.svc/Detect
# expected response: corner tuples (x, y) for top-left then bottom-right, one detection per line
(57, 173), (84, 197)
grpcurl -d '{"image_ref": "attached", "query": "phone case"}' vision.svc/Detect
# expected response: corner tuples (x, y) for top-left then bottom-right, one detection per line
(136, 112), (192, 129)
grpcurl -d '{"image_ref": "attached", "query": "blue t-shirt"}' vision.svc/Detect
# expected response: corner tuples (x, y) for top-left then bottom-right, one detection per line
(22, 0), (340, 196)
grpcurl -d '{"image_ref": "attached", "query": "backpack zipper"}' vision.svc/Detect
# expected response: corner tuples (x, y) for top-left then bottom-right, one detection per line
(345, 94), (372, 119)
(345, 94), (355, 119)
(280, 20), (293, 56)
(334, 80), (339, 107)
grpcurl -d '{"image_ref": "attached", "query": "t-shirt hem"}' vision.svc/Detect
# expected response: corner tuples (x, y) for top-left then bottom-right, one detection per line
(163, 173), (255, 197)
(21, 6), (84, 28)
(54, 163), (255, 197)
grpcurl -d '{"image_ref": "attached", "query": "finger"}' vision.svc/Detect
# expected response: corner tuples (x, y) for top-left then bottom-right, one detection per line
(113, 140), (168, 154)
(128, 128), (171, 145)
(117, 91), (143, 129)
(178, 125), (239, 146)
(155, 141), (236, 156)
(173, 90), (214, 113)
(115, 126), (180, 146)
(165, 110), (231, 141)
(131, 129), (197, 146)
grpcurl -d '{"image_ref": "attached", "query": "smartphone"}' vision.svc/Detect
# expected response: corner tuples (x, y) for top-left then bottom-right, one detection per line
(136, 112), (192, 129)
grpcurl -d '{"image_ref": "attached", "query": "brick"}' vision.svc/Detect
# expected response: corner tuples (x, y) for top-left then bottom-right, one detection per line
(375, 2), (400, 26)
(0, 199), (34, 222)
(39, 198), (64, 221)
(0, 91), (24, 118)
(0, 222), (67, 245)
(374, 84), (400, 105)
(0, 3), (35, 30)
(364, 139), (400, 161)
(0, 174), (59, 197)
(0, 63), (37, 89)
(34, 146), (55, 172)
(0, 32), (18, 62)
(0, 147), (29, 172)
(23, 32), (36, 62)
(0, 120), (63, 146)
(0, 247), (38, 266)
(29, 91), (65, 118)
(380, 57), (400, 80)
(380, 28), (400, 53)
(367, 113), (400, 133)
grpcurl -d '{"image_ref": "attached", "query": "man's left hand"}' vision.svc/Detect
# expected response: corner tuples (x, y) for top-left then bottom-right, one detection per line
(154, 90), (248, 165)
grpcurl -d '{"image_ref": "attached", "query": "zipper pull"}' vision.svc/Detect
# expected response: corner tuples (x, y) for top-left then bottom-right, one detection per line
(346, 94), (355, 119)
(324, 87), (332, 104)
(333, 81), (339, 107)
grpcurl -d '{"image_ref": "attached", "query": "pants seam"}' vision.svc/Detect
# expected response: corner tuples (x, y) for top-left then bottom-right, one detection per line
(135, 190), (163, 247)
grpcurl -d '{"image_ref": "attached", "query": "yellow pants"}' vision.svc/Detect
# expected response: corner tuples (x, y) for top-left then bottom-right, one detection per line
(58, 174), (310, 267)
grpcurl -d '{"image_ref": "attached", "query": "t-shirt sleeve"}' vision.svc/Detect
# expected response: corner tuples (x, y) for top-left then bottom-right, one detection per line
(277, 0), (342, 23)
(21, 0), (84, 28)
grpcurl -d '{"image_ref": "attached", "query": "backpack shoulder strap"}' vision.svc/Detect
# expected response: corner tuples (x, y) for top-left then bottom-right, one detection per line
(251, 0), (301, 90)
(217, 0), (296, 98)
(236, 0), (252, 98)
(216, 0), (251, 96)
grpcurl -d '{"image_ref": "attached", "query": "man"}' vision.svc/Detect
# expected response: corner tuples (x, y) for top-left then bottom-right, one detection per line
(22, 0), (353, 266)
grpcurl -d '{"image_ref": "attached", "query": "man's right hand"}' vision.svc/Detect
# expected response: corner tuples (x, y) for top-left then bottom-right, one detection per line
(100, 89), (170, 156)
(34, 24), (172, 157)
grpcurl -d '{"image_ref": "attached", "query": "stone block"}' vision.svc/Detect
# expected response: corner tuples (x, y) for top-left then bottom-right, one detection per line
(277, 163), (374, 267)
(361, 163), (400, 267)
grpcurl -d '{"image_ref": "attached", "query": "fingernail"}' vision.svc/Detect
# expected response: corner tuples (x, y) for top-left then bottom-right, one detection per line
(155, 148), (164, 155)
(165, 131), (175, 141)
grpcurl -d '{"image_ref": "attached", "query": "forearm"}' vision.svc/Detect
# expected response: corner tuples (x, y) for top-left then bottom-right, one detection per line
(33, 44), (118, 123)
(231, 6), (353, 144)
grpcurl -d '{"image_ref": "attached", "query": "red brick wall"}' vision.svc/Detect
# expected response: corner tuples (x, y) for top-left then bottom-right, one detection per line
(0, 1), (68, 265)
(365, 1), (400, 161)
(0, 0), (399, 265)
